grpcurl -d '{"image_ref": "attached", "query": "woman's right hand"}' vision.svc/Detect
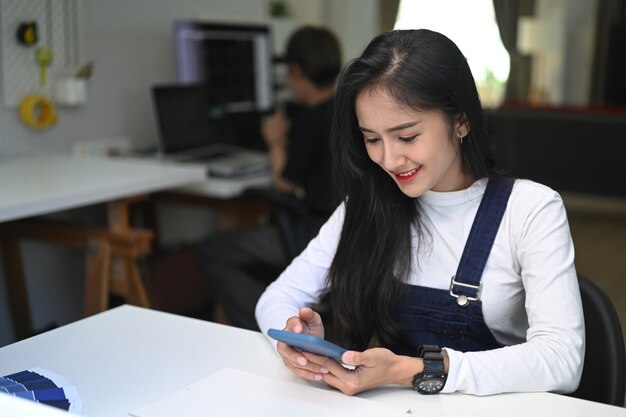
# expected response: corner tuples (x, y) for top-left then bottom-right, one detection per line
(277, 307), (330, 381)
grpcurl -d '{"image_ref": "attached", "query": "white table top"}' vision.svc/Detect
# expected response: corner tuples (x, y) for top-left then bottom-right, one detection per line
(0, 305), (624, 417)
(0, 154), (207, 222)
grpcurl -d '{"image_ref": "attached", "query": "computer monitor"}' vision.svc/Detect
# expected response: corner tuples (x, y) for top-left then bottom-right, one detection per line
(173, 20), (274, 113)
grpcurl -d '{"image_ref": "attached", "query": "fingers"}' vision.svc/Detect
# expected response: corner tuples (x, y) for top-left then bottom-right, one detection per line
(282, 307), (324, 337)
(276, 341), (330, 381)
(278, 314), (330, 382)
(276, 310), (338, 385)
(319, 348), (399, 396)
(300, 351), (362, 395)
(298, 307), (324, 338)
(283, 316), (305, 333)
(298, 306), (315, 321)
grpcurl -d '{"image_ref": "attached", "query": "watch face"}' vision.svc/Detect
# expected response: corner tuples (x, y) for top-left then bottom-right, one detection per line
(418, 377), (445, 394)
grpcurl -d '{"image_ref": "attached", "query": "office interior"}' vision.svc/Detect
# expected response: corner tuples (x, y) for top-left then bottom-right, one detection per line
(0, 0), (625, 385)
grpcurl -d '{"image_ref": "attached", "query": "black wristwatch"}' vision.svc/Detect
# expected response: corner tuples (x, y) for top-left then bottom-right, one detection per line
(412, 345), (447, 394)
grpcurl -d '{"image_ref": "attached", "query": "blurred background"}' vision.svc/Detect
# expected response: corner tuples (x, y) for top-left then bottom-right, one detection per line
(0, 0), (625, 352)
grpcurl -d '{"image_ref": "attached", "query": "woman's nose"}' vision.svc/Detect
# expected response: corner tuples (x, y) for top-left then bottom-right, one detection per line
(381, 140), (404, 169)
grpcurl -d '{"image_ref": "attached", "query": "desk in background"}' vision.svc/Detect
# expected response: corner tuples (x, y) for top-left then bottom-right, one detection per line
(0, 154), (208, 223)
(0, 305), (624, 417)
(159, 164), (272, 228)
(0, 154), (207, 340)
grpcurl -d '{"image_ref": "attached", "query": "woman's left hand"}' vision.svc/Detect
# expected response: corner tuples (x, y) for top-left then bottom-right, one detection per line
(301, 347), (422, 395)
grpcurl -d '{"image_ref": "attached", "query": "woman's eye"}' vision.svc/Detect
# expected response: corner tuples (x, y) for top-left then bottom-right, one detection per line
(365, 137), (380, 144)
(399, 135), (418, 143)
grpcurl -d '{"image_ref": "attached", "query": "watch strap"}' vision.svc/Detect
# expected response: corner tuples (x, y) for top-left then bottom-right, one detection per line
(412, 345), (447, 394)
(418, 345), (441, 357)
(423, 351), (446, 374)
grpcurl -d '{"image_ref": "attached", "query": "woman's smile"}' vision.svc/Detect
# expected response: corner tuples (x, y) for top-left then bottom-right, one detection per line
(393, 167), (420, 183)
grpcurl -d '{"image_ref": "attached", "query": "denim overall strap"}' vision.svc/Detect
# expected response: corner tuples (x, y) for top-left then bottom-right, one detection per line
(386, 177), (516, 355)
(449, 176), (515, 305)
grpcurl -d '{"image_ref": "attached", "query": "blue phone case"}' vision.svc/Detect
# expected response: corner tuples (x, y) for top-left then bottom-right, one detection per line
(267, 329), (347, 362)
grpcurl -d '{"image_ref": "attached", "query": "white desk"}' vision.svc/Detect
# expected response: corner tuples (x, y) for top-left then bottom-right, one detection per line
(0, 154), (207, 222)
(0, 305), (624, 417)
(0, 154), (207, 340)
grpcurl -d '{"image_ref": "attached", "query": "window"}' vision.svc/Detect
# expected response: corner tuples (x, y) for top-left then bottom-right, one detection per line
(394, 0), (509, 107)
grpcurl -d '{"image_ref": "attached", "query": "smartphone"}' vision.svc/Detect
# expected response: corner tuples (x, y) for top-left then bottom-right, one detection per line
(267, 328), (347, 362)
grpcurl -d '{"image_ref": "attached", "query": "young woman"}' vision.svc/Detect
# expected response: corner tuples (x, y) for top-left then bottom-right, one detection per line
(255, 29), (584, 396)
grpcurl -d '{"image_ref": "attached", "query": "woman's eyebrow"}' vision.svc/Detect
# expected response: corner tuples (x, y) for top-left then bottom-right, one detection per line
(358, 121), (420, 134)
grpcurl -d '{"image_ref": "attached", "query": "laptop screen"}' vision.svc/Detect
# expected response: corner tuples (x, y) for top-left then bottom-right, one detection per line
(152, 84), (266, 154)
(152, 84), (228, 154)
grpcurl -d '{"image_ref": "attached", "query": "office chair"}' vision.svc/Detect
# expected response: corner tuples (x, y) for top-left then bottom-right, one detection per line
(243, 186), (321, 259)
(569, 275), (625, 407)
(242, 186), (334, 325)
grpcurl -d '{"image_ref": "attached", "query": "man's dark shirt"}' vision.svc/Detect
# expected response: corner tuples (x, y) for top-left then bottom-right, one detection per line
(282, 98), (335, 217)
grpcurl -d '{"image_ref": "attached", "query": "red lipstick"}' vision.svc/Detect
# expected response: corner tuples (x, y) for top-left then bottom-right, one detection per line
(394, 167), (419, 183)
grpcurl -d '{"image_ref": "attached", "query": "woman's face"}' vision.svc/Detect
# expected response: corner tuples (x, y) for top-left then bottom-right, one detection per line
(355, 88), (472, 197)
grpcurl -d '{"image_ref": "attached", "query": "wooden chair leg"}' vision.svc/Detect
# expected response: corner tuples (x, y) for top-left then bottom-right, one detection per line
(109, 255), (129, 296)
(126, 256), (150, 308)
(84, 239), (112, 317)
(0, 237), (33, 340)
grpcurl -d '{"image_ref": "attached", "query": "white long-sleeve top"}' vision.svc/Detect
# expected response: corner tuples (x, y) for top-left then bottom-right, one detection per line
(256, 178), (585, 395)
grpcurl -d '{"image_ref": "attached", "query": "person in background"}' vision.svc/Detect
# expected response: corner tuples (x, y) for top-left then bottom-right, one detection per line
(256, 29), (584, 396)
(200, 26), (342, 331)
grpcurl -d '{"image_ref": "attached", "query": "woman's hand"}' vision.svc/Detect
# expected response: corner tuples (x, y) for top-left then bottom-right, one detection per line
(302, 348), (423, 396)
(276, 307), (329, 381)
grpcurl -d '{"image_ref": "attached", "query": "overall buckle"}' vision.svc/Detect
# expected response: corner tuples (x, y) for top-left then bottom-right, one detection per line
(449, 275), (482, 307)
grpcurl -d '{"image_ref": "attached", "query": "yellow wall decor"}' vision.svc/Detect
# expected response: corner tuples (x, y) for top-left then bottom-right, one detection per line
(18, 94), (58, 129)
(0, 0), (84, 108)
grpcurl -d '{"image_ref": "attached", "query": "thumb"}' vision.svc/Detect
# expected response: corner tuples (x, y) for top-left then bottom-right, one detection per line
(298, 307), (320, 324)
(342, 350), (366, 366)
(298, 307), (324, 337)
(284, 316), (305, 333)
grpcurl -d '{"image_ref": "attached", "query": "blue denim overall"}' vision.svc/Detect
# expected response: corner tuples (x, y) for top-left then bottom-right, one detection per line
(387, 177), (515, 356)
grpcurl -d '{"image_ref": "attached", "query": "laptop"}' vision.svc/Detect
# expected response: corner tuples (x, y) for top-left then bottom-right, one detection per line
(151, 84), (270, 177)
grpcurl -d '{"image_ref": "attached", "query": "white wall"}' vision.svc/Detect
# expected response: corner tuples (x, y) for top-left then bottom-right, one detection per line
(0, 0), (380, 347)
(323, 0), (378, 62)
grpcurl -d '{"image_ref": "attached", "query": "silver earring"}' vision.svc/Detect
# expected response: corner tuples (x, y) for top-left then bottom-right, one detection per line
(459, 135), (464, 145)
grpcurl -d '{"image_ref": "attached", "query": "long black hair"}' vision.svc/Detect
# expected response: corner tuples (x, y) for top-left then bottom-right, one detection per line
(327, 29), (497, 349)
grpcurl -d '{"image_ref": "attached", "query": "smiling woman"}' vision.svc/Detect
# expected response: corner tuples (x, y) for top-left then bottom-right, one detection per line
(256, 28), (583, 399)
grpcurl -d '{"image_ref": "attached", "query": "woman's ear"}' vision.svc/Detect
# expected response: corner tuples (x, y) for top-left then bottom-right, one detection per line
(456, 114), (470, 138)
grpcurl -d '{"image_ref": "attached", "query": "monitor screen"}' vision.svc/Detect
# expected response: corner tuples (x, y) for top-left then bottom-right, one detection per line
(174, 20), (273, 113)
